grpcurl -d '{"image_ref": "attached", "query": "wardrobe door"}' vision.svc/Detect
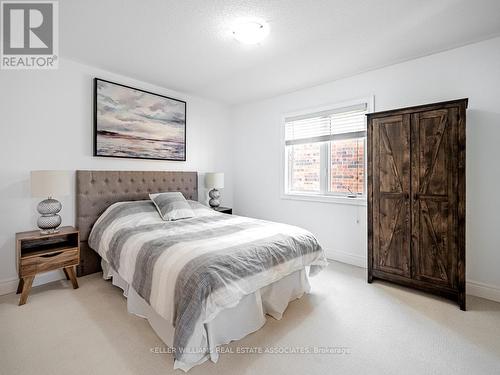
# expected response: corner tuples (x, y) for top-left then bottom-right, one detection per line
(411, 108), (458, 288)
(371, 115), (411, 277)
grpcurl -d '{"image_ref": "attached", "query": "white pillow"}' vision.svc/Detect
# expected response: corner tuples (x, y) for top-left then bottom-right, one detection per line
(149, 192), (194, 221)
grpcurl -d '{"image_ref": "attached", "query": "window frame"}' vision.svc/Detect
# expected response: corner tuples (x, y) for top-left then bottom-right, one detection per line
(281, 97), (374, 206)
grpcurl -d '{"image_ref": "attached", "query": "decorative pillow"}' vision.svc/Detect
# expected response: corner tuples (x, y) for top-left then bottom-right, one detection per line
(149, 192), (194, 221)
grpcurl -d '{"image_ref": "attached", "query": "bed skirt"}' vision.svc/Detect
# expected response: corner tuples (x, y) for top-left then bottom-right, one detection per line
(101, 260), (311, 371)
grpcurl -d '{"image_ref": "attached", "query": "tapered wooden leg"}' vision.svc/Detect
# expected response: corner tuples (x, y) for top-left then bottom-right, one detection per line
(63, 268), (70, 280)
(65, 266), (79, 289)
(16, 278), (24, 294)
(19, 276), (34, 306)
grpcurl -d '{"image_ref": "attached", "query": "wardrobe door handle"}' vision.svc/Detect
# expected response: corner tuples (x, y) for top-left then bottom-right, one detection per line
(404, 193), (410, 200)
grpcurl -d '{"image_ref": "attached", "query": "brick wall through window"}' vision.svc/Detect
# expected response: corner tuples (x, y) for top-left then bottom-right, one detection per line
(289, 143), (320, 192)
(330, 137), (365, 194)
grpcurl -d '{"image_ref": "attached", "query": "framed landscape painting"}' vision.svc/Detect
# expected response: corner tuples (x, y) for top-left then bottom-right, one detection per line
(94, 78), (186, 161)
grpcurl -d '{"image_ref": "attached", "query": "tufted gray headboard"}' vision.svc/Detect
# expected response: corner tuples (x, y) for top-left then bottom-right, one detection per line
(75, 170), (198, 276)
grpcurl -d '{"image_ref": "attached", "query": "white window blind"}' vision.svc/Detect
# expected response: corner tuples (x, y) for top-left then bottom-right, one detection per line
(284, 103), (367, 146)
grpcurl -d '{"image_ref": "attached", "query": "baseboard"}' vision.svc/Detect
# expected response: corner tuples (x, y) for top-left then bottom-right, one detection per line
(327, 249), (367, 268)
(466, 279), (500, 303)
(2, 260), (499, 304)
(327, 249), (500, 303)
(0, 270), (65, 296)
(0, 278), (19, 296)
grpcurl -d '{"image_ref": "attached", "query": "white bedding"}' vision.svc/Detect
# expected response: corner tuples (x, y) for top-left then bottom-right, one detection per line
(102, 260), (311, 371)
(89, 200), (327, 370)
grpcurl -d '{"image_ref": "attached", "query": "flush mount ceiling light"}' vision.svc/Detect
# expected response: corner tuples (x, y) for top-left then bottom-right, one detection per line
(232, 19), (269, 44)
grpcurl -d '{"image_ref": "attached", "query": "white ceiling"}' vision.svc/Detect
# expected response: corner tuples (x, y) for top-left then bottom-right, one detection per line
(61, 0), (500, 104)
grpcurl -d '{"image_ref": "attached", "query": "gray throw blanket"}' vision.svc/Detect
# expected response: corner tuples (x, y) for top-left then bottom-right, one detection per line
(89, 201), (327, 365)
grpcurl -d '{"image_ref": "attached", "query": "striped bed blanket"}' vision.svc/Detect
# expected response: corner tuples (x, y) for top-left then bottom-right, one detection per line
(88, 200), (327, 365)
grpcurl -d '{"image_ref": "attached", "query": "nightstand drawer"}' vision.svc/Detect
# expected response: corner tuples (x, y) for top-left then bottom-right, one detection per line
(20, 247), (79, 277)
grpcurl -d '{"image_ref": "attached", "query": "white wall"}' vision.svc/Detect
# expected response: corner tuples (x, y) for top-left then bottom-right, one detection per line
(2, 37), (500, 302)
(231, 36), (500, 301)
(0, 58), (233, 294)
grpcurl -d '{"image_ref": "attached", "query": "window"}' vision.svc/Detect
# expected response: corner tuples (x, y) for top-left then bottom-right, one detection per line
(283, 100), (370, 200)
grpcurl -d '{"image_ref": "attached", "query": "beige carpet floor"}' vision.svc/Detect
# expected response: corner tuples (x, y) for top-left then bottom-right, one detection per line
(1, 261), (499, 375)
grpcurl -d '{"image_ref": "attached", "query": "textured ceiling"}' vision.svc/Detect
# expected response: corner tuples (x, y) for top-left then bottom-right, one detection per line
(61, 0), (500, 104)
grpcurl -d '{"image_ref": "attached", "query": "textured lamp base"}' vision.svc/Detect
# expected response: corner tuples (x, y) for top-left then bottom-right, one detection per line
(37, 198), (62, 234)
(209, 189), (220, 208)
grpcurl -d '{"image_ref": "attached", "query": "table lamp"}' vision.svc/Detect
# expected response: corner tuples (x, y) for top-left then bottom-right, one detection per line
(205, 172), (224, 208)
(31, 170), (70, 234)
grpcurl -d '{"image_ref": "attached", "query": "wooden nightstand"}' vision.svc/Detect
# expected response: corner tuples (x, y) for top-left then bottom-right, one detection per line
(213, 207), (232, 214)
(16, 226), (80, 305)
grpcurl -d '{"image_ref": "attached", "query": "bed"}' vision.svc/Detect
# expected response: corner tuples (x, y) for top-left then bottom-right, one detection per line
(76, 171), (327, 371)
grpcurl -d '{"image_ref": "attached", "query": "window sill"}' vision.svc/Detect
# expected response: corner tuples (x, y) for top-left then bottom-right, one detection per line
(281, 193), (367, 206)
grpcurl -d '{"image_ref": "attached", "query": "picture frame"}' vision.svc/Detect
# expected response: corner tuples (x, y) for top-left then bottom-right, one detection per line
(93, 78), (187, 161)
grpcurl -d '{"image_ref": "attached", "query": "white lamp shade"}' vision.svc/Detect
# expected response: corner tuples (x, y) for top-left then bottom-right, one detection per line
(205, 172), (224, 189)
(31, 170), (70, 198)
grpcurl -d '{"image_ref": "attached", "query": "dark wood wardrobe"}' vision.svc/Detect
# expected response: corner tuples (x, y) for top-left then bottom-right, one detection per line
(367, 99), (467, 310)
